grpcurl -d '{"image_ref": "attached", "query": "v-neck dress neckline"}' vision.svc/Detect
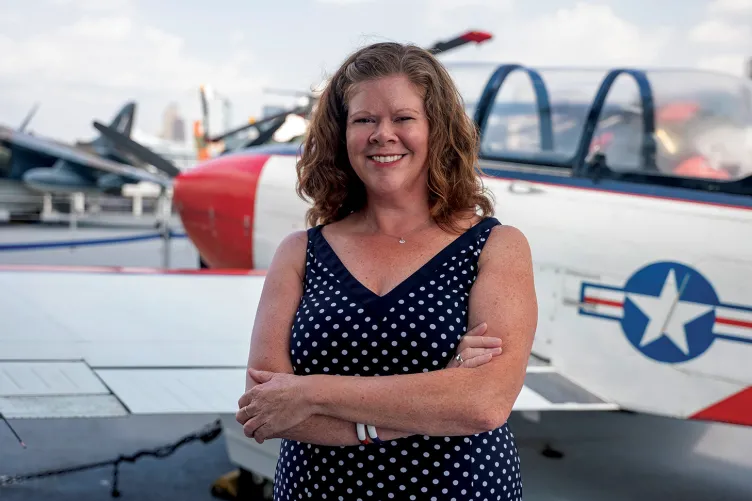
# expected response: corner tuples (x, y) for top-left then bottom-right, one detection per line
(310, 217), (499, 317)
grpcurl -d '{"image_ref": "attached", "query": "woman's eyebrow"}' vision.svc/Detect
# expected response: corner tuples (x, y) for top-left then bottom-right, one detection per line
(348, 109), (371, 118)
(394, 108), (420, 114)
(349, 107), (420, 117)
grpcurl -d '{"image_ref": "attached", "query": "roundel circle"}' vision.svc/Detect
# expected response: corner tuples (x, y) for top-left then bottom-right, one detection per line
(620, 261), (719, 364)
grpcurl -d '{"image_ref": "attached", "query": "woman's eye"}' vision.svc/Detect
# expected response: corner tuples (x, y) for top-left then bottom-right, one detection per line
(351, 117), (412, 124)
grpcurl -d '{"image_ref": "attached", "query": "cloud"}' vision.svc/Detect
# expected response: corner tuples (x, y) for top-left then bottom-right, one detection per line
(689, 19), (751, 45)
(463, 3), (674, 68)
(315, 0), (373, 4)
(0, 10), (269, 142)
(0, 16), (263, 94)
(50, 0), (132, 9)
(686, 3), (752, 78)
(430, 0), (513, 12)
(423, 0), (514, 33)
(708, 0), (752, 14)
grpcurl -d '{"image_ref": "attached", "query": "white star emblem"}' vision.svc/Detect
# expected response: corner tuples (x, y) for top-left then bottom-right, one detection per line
(626, 268), (714, 355)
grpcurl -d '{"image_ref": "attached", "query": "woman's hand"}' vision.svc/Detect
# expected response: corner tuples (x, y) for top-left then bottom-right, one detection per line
(235, 368), (314, 444)
(445, 322), (503, 369)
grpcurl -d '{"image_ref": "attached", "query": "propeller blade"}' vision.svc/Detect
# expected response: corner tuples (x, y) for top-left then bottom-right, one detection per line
(246, 116), (289, 148)
(207, 105), (308, 143)
(199, 85), (210, 139)
(92, 121), (181, 178)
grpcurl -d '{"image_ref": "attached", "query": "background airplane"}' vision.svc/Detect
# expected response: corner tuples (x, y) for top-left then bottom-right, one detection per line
(0, 101), (180, 218)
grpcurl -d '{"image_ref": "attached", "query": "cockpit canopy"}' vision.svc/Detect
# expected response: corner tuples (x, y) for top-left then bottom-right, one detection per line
(446, 62), (752, 182)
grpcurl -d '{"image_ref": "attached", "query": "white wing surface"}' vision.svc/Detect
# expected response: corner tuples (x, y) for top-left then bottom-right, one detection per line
(0, 266), (617, 419)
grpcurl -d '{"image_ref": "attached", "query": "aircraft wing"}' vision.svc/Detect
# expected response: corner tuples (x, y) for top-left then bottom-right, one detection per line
(0, 267), (617, 419)
(0, 130), (172, 187)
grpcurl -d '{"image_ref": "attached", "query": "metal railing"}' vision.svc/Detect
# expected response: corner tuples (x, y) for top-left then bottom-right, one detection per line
(0, 189), (174, 225)
(0, 190), (185, 269)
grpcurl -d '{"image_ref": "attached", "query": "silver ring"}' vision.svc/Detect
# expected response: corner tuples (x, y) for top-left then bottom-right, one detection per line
(455, 353), (464, 365)
(244, 407), (251, 419)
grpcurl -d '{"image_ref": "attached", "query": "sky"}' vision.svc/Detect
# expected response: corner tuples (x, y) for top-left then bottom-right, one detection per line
(1, 0), (752, 143)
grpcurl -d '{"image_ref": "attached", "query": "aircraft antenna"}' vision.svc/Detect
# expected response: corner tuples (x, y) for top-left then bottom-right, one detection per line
(18, 103), (39, 132)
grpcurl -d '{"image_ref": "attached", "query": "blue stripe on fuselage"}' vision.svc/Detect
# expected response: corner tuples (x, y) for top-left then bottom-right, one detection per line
(481, 165), (752, 210)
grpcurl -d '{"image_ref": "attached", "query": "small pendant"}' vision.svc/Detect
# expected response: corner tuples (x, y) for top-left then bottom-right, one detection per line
(398, 238), (406, 244)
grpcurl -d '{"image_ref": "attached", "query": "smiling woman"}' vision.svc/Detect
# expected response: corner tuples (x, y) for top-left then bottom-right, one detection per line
(235, 42), (538, 501)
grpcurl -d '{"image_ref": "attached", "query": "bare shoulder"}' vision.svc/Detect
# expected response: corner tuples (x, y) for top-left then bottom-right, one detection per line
(268, 230), (309, 280)
(479, 224), (533, 271)
(275, 230), (309, 255)
(470, 223), (537, 344)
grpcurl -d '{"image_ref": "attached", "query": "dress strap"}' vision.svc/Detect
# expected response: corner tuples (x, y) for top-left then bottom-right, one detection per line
(466, 216), (502, 259)
(473, 216), (501, 234)
(302, 225), (324, 286)
(306, 225), (322, 245)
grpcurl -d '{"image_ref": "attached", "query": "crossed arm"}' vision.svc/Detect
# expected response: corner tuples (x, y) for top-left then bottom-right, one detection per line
(237, 225), (537, 445)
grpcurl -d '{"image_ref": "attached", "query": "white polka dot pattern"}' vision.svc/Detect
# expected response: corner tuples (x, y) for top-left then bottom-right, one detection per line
(273, 217), (522, 500)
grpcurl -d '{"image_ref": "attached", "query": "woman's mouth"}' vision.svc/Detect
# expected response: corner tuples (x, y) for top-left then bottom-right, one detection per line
(368, 154), (406, 166)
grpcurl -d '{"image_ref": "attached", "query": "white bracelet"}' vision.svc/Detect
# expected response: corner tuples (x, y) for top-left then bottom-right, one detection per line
(356, 422), (368, 444)
(366, 425), (382, 443)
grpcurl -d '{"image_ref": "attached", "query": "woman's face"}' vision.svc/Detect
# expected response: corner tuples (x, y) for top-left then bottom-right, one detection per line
(345, 74), (430, 200)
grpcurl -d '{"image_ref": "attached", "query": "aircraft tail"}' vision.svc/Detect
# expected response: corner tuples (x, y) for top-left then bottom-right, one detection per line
(78, 101), (138, 166)
(106, 101), (136, 138)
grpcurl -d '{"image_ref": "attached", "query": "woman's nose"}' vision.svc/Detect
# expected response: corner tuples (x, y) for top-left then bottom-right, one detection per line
(369, 121), (397, 144)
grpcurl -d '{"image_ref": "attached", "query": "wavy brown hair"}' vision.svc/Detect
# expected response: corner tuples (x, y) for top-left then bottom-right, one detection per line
(296, 42), (494, 233)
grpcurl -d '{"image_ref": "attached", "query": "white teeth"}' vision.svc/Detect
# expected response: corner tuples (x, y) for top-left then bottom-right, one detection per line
(371, 155), (404, 163)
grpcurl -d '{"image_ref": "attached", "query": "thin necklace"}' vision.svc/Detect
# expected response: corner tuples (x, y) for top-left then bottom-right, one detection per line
(364, 213), (434, 244)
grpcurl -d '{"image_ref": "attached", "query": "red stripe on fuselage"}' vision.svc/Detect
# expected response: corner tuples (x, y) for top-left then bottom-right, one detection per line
(716, 317), (752, 329)
(584, 297), (624, 308)
(584, 297), (751, 329)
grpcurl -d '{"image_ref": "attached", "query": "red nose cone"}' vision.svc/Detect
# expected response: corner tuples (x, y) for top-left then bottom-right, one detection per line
(173, 153), (270, 268)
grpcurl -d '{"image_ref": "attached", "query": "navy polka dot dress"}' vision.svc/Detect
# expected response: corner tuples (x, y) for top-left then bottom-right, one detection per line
(273, 217), (522, 501)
